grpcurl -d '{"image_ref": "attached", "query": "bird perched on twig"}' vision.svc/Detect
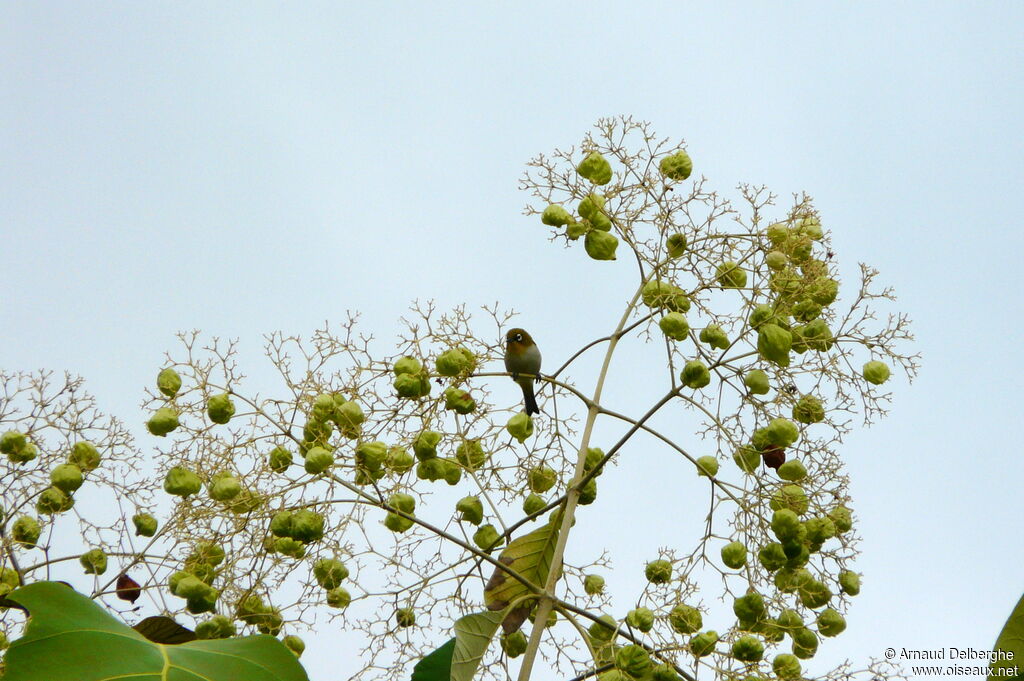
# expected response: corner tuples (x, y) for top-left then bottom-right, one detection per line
(504, 328), (542, 415)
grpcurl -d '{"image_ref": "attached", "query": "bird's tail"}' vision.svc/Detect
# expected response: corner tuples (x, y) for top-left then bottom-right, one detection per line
(521, 382), (539, 416)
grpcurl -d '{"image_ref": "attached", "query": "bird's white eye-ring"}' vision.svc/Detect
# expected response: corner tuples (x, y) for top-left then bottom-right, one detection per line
(513, 333), (522, 342)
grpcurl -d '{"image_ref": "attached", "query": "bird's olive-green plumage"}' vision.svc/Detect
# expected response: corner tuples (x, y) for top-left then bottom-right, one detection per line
(504, 328), (542, 415)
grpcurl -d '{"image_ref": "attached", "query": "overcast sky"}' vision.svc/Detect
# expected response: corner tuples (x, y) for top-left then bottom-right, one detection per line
(3, 3), (1023, 680)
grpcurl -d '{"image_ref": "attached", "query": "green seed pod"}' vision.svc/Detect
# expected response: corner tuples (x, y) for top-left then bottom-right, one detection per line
(355, 441), (387, 472)
(645, 559), (672, 584)
(383, 512), (414, 533)
(641, 281), (690, 313)
(753, 418), (800, 450)
(862, 360), (891, 385)
(658, 312), (690, 341)
(792, 299), (822, 322)
(270, 511), (294, 537)
(733, 592), (766, 627)
(164, 466), (202, 497)
(443, 387), (477, 414)
(758, 542), (787, 572)
(583, 574), (605, 596)
(721, 541), (747, 569)
(715, 261), (747, 289)
(12, 515), (41, 547)
(585, 229), (619, 261)
(588, 614), (618, 642)
(798, 579), (832, 609)
(195, 615), (236, 640)
(50, 463), (84, 493)
(473, 523), (501, 551)
(766, 250), (788, 270)
(393, 356), (421, 376)
(649, 665), (680, 681)
(577, 151), (613, 185)
(566, 220), (588, 240)
(773, 567), (810, 593)
(412, 431), (441, 460)
(666, 233), (687, 258)
(615, 644), (651, 678)
(766, 222), (790, 245)
(501, 630), (528, 658)
(777, 608), (803, 631)
(386, 446), (414, 474)
(542, 204), (572, 227)
(395, 606), (416, 628)
(828, 505), (853, 533)
(506, 412), (534, 443)
(313, 558), (349, 590)
(388, 493), (415, 516)
(626, 607), (654, 633)
(416, 458), (445, 482)
(393, 371), (430, 399)
(147, 407), (179, 437)
(273, 537), (306, 558)
(175, 574), (212, 600)
(792, 395), (825, 425)
(583, 447), (606, 476)
(189, 541), (225, 568)
(290, 509), (325, 543)
(209, 474), (241, 502)
(523, 493), (546, 516)
(808, 277), (839, 306)
(455, 496), (484, 525)
(333, 399), (365, 436)
(282, 634), (305, 658)
(792, 319), (834, 353)
(757, 323), (792, 367)
(770, 485), (809, 516)
(776, 459), (807, 482)
(695, 455), (718, 477)
(590, 212), (612, 232)
(792, 627), (819, 659)
(326, 586), (351, 609)
(267, 446), (293, 473)
(528, 466), (557, 493)
(436, 347), (474, 376)
(207, 393), (235, 425)
(578, 193), (606, 221)
(9, 442), (37, 465)
(743, 370), (770, 396)
(0, 430), (27, 456)
(731, 634), (764, 662)
(68, 441), (101, 471)
(303, 446), (334, 475)
(689, 630), (718, 657)
(36, 486), (72, 515)
(578, 477), (598, 505)
(454, 439), (488, 470)
(157, 368), (182, 398)
(669, 604), (702, 634)
(817, 608), (846, 636)
(529, 606), (558, 628)
(699, 324), (730, 350)
(839, 570), (861, 595)
(303, 418), (334, 445)
(132, 512), (158, 537)
(804, 516), (836, 547)
(771, 509), (802, 543)
(659, 150), (693, 181)
(798, 216), (824, 240)
(79, 548), (108, 575)
(733, 445), (761, 473)
(773, 653), (802, 679)
(680, 360), (710, 389)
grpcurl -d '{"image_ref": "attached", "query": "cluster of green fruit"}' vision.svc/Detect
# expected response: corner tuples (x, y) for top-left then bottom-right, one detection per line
(166, 541), (226, 616)
(1, 436), (102, 551)
(392, 348), (477, 401)
(585, 606), (694, 680)
(539, 149), (692, 263)
(267, 508), (326, 557)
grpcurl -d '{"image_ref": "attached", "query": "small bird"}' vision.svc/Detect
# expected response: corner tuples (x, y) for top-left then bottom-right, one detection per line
(504, 328), (542, 415)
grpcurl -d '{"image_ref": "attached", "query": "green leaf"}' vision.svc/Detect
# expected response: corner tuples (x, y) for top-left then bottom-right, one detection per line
(409, 611), (504, 681)
(990, 592), (1024, 681)
(483, 517), (559, 634)
(411, 638), (455, 681)
(3, 581), (308, 681)
(451, 611), (504, 681)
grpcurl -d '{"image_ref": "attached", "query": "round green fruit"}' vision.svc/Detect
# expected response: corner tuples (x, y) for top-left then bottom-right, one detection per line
(456, 496), (484, 525)
(207, 393), (235, 424)
(473, 524), (501, 551)
(658, 312), (690, 341)
(68, 441), (101, 471)
(147, 407), (179, 437)
(584, 574), (605, 595)
(645, 559), (672, 584)
(615, 644), (651, 678)
(659, 150), (693, 181)
(626, 607), (654, 633)
(689, 630), (718, 657)
(862, 360), (891, 385)
(773, 653), (802, 679)
(681, 360), (711, 389)
(669, 604), (702, 634)
(313, 558), (349, 590)
(817, 608), (846, 636)
(502, 630), (528, 657)
(50, 463), (83, 493)
(585, 229), (619, 261)
(542, 204), (572, 227)
(133, 512), (158, 537)
(528, 465), (557, 493)
(721, 541), (747, 569)
(157, 368), (182, 398)
(577, 151), (613, 185)
(667, 233), (687, 258)
(164, 466), (202, 497)
(716, 261), (747, 289)
(696, 455), (718, 477)
(839, 570), (861, 595)
(731, 634), (764, 662)
(79, 548), (108, 575)
(776, 459), (807, 482)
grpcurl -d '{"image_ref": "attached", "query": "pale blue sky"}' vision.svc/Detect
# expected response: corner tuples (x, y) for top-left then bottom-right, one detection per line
(3, 3), (1022, 680)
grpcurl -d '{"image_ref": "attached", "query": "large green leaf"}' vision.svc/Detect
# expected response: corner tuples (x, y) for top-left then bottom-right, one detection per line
(483, 517), (559, 633)
(410, 611), (504, 681)
(2, 581), (308, 681)
(990, 592), (1024, 681)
